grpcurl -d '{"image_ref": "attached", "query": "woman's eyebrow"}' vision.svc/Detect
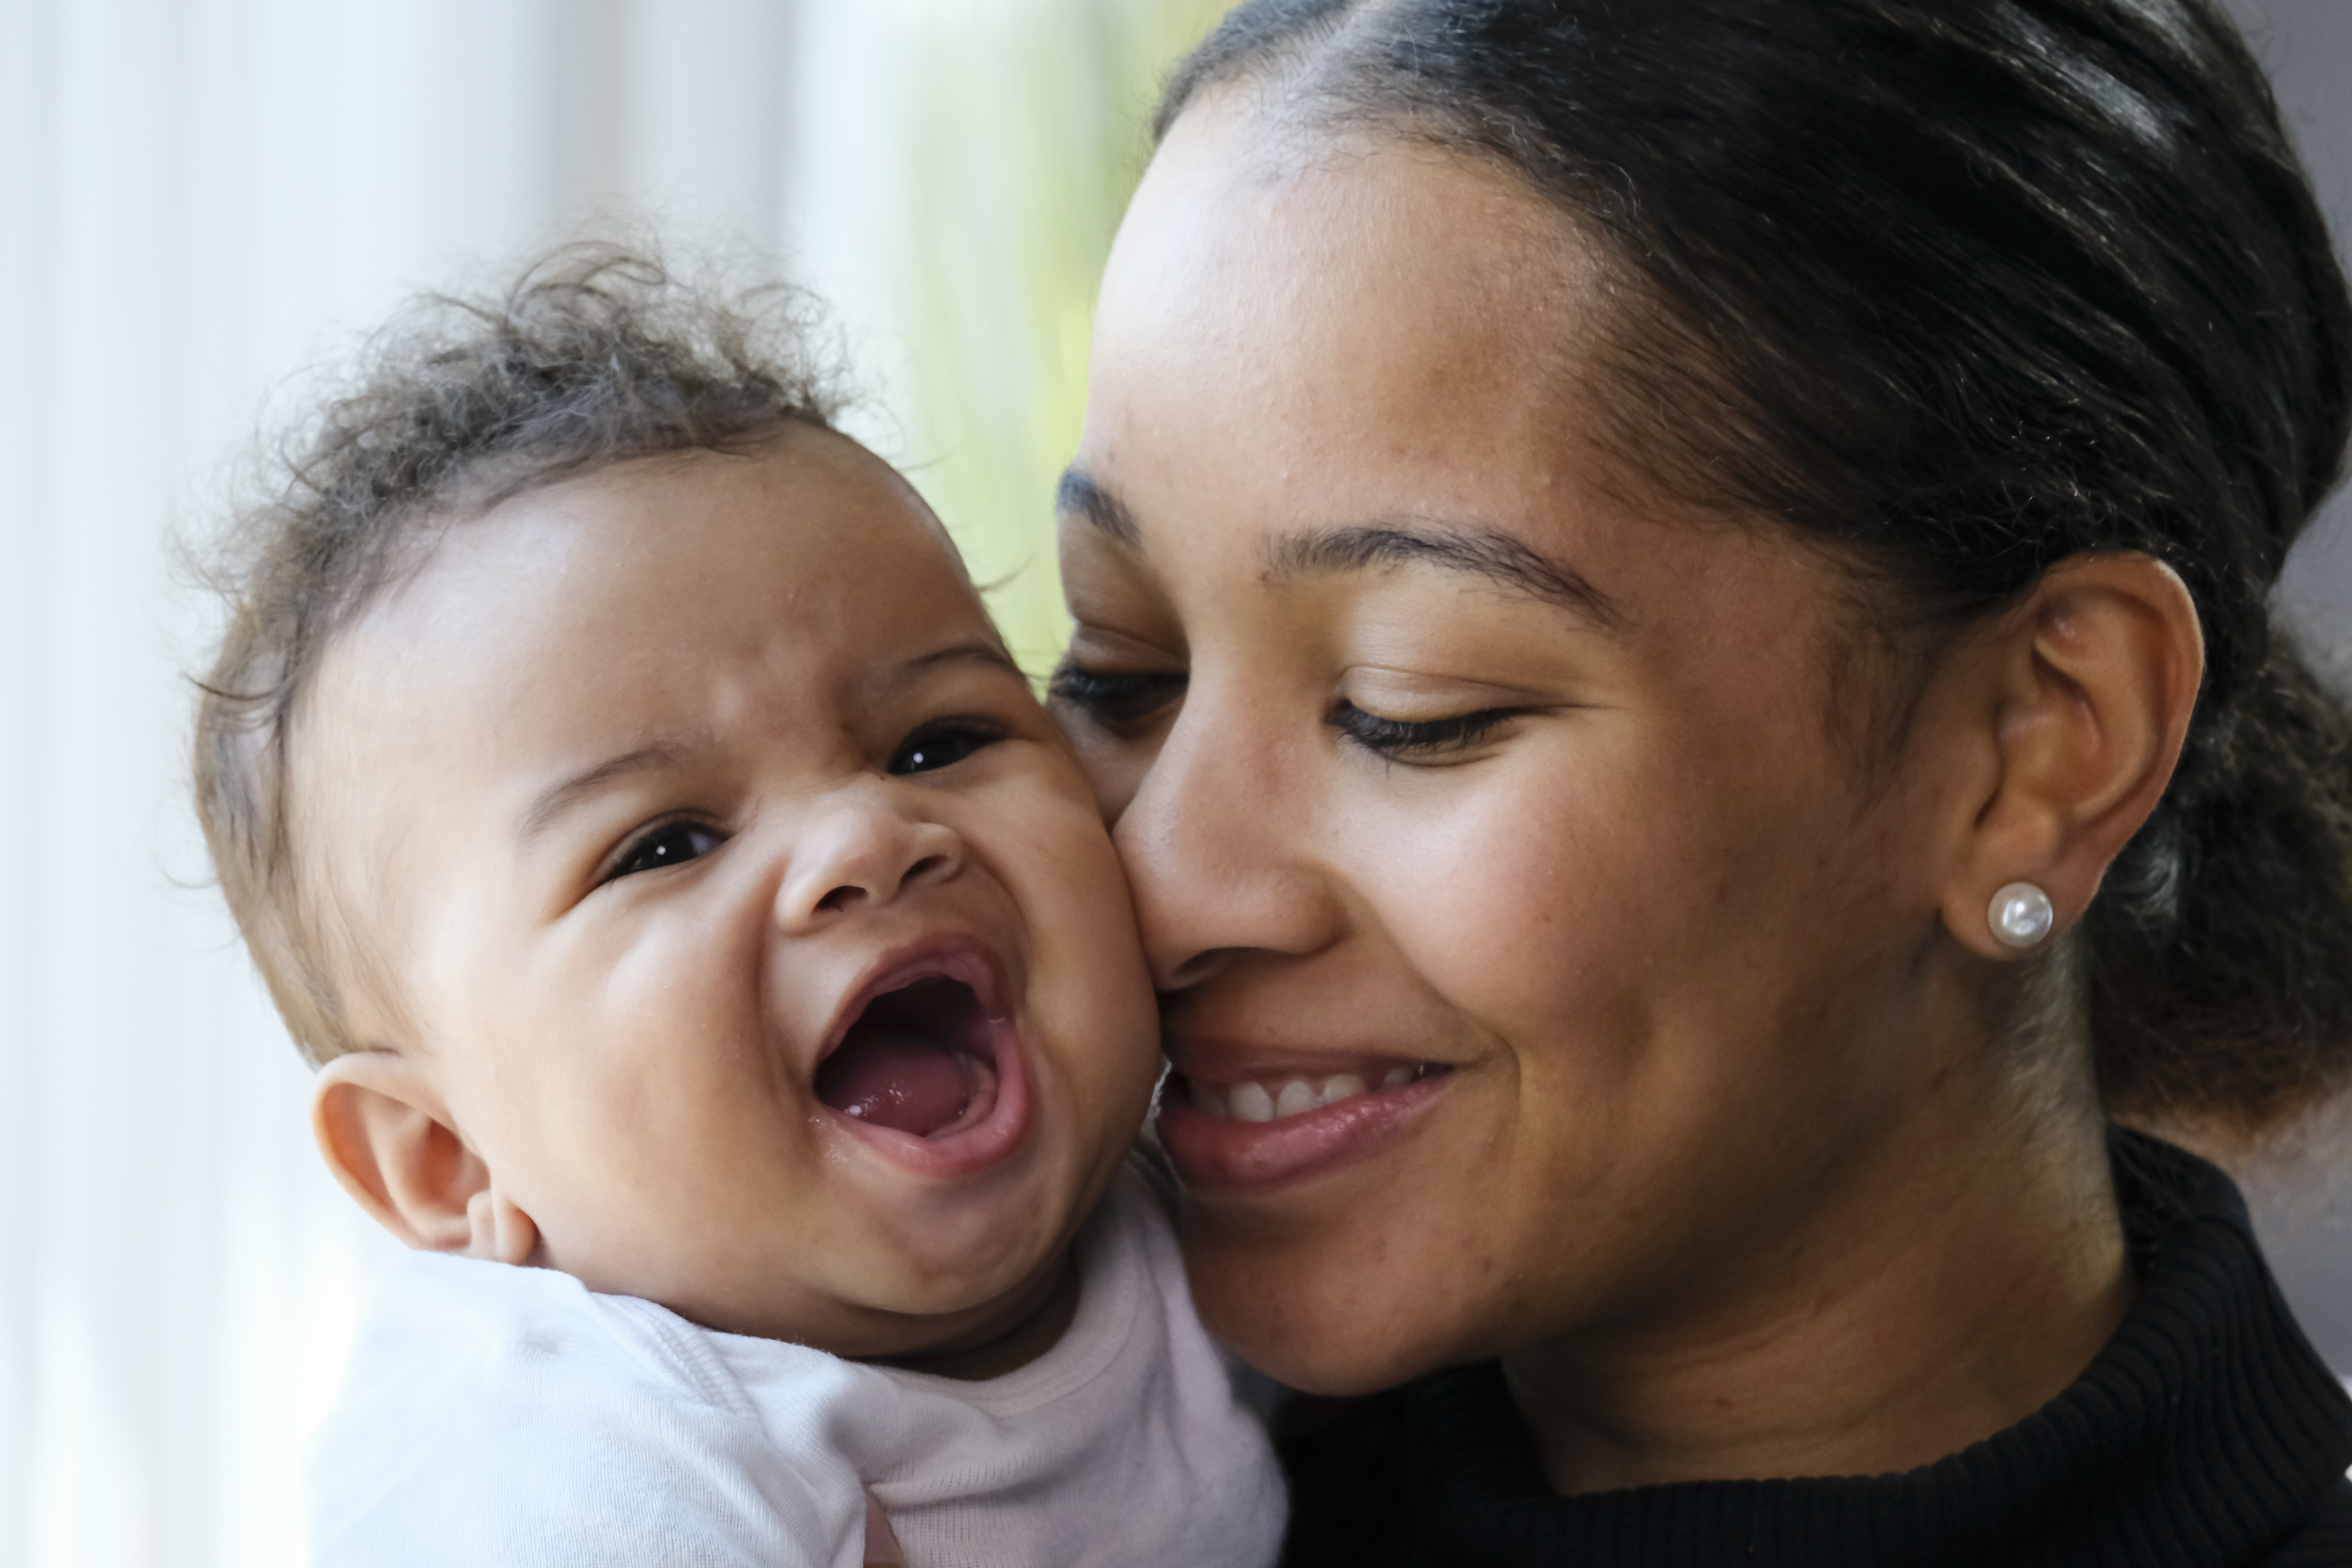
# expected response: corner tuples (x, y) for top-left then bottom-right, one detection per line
(1057, 468), (1619, 628)
(1265, 523), (1623, 628)
(1056, 467), (1141, 547)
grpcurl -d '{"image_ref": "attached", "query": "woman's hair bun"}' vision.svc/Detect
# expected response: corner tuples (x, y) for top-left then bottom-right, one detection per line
(2089, 631), (2352, 1132)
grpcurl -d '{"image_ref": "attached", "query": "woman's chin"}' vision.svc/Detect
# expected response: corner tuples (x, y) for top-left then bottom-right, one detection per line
(1181, 1228), (1477, 1397)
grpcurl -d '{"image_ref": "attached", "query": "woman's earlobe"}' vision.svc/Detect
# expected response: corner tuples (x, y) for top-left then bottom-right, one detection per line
(1940, 552), (2203, 960)
(312, 1051), (519, 1256)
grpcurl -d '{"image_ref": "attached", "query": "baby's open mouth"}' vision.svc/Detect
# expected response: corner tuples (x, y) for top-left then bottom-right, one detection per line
(815, 976), (1002, 1139)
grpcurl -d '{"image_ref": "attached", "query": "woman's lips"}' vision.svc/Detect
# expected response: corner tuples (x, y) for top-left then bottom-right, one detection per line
(1155, 1060), (1454, 1192)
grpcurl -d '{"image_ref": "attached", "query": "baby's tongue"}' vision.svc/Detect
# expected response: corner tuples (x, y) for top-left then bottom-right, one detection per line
(815, 1029), (971, 1136)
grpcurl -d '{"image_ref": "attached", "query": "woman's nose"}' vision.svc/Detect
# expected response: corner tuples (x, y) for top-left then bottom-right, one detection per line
(1113, 688), (1347, 991)
(774, 782), (965, 934)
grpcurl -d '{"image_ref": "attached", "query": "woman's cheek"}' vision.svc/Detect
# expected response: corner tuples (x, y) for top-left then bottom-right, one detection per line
(1356, 751), (1635, 1012)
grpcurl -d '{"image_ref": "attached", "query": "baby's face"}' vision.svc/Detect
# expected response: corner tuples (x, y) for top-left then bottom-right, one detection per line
(301, 428), (1160, 1352)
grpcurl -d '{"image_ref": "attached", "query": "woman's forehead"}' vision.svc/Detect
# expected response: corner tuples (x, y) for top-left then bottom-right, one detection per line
(1093, 92), (1598, 411)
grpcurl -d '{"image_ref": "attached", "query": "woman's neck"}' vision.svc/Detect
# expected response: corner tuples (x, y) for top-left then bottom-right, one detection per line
(1500, 1046), (2132, 1495)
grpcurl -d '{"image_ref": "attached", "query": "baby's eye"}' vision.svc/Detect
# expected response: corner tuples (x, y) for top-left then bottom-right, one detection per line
(1048, 662), (1185, 728)
(605, 821), (724, 882)
(889, 718), (1006, 776)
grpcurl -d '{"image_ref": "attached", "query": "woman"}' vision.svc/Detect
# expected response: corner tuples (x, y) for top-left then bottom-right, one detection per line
(1048, 0), (2352, 1559)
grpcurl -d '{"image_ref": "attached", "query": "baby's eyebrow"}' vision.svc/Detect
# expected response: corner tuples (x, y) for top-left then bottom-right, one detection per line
(885, 641), (1027, 687)
(518, 742), (692, 843)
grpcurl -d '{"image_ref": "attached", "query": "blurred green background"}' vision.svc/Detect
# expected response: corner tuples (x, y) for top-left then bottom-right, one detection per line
(817, 0), (1231, 675)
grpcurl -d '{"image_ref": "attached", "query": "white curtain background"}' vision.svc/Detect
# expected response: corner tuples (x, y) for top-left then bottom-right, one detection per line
(0, 2), (2343, 1565)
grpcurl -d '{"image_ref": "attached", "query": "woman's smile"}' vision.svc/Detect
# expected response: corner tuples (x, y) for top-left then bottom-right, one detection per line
(1157, 1056), (1456, 1192)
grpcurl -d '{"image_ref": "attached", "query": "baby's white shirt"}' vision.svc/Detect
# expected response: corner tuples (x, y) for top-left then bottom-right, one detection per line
(306, 1161), (1286, 1567)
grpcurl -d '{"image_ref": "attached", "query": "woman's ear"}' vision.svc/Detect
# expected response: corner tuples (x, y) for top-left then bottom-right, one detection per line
(1935, 552), (2204, 960)
(312, 1052), (538, 1264)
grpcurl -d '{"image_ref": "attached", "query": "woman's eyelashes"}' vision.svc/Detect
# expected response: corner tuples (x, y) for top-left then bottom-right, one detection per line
(1330, 700), (1514, 760)
(603, 819), (726, 883)
(1053, 659), (1516, 759)
(1049, 662), (1186, 728)
(888, 716), (1007, 776)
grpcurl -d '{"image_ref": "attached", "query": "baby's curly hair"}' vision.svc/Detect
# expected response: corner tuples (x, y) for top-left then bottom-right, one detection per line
(194, 243), (846, 1066)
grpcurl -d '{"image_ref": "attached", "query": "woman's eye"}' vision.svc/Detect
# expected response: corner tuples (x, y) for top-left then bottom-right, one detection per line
(606, 821), (724, 882)
(1049, 662), (1186, 727)
(889, 719), (1005, 776)
(1330, 701), (1514, 760)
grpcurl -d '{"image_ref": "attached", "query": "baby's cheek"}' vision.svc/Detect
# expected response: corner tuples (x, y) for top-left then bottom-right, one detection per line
(1027, 814), (1160, 1089)
(1017, 785), (1149, 944)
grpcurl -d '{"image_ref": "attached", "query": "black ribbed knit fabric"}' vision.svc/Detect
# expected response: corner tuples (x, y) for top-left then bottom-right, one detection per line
(1279, 1133), (2352, 1566)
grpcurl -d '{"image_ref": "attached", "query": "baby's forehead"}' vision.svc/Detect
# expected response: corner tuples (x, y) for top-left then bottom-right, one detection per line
(404, 434), (968, 670)
(300, 437), (993, 833)
(366, 434), (976, 669)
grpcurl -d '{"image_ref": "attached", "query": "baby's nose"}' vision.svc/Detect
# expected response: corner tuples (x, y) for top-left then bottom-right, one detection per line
(774, 785), (964, 932)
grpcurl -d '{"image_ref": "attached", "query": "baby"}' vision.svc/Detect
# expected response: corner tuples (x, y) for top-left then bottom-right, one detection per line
(191, 248), (1285, 1567)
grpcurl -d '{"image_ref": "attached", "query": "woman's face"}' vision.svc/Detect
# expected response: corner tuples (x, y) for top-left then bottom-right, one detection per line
(1056, 98), (1983, 1393)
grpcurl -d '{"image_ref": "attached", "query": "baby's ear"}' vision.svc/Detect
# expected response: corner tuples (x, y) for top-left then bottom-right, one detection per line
(312, 1052), (537, 1264)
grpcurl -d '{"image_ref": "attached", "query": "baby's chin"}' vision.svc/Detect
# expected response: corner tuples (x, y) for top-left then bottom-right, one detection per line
(827, 1133), (1129, 1339)
(860, 1243), (1084, 1373)
(561, 1125), (1122, 1358)
(610, 1216), (1077, 1365)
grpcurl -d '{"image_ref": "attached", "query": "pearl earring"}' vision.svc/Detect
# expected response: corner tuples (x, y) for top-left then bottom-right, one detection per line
(1988, 882), (2055, 949)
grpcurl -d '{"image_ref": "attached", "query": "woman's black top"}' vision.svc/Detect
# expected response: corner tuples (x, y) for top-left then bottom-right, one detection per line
(1278, 1132), (2352, 1566)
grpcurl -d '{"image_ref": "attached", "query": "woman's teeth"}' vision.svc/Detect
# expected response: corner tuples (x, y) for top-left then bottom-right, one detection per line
(1188, 1065), (1423, 1122)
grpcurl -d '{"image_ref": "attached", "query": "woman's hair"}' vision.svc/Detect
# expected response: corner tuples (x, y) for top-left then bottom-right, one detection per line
(194, 243), (843, 1066)
(1157, 0), (2352, 1136)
